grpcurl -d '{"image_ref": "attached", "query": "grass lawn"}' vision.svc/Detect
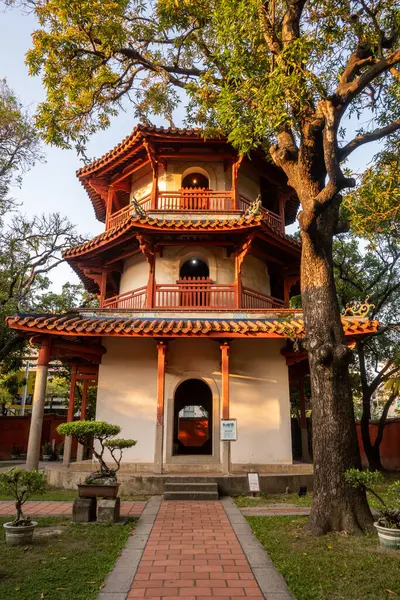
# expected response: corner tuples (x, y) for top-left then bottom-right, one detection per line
(234, 492), (312, 508)
(234, 472), (399, 509)
(0, 516), (136, 600)
(248, 515), (400, 600)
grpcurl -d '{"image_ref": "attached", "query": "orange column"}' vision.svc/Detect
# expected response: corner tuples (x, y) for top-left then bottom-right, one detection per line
(147, 255), (156, 308)
(81, 380), (88, 420)
(221, 342), (231, 474)
(151, 163), (158, 209)
(154, 341), (167, 473)
(63, 365), (77, 465)
(100, 270), (107, 308)
(234, 253), (242, 309)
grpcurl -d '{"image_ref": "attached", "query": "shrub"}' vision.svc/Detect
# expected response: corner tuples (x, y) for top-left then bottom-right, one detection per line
(57, 421), (137, 483)
(0, 468), (46, 525)
(345, 468), (400, 529)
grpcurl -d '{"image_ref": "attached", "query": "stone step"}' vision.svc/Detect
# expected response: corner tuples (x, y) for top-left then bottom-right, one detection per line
(164, 490), (219, 501)
(165, 482), (218, 492)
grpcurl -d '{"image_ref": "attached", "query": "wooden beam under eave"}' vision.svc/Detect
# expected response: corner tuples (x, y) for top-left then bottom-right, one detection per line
(111, 157), (151, 185)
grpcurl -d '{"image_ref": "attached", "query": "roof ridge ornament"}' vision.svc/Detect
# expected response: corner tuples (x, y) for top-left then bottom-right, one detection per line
(244, 195), (262, 218)
(131, 195), (146, 218)
(343, 298), (375, 318)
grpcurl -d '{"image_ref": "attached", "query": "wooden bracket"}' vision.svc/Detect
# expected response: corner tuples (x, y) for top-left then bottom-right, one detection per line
(88, 177), (109, 201)
(137, 234), (155, 265)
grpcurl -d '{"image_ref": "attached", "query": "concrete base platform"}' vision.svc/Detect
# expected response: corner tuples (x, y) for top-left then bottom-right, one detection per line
(45, 461), (313, 496)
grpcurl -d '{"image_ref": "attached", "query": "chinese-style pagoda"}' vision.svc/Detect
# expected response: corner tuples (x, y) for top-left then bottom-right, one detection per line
(6, 126), (378, 479)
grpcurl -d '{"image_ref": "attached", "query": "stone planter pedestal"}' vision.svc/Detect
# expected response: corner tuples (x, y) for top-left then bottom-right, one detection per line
(97, 498), (121, 523)
(72, 498), (97, 522)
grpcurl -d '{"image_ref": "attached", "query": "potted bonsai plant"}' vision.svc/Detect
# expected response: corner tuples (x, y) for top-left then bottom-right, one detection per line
(57, 421), (137, 498)
(41, 441), (52, 461)
(345, 469), (400, 549)
(0, 468), (46, 546)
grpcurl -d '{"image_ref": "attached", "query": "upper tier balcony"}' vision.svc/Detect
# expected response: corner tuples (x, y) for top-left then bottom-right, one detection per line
(102, 279), (287, 311)
(107, 190), (284, 232)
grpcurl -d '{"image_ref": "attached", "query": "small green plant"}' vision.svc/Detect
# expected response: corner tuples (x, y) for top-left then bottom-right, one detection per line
(0, 468), (46, 525)
(42, 441), (52, 456)
(345, 469), (400, 529)
(57, 421), (137, 484)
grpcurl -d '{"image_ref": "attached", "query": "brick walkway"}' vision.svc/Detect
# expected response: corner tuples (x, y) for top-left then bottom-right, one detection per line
(0, 500), (146, 517)
(128, 501), (263, 599)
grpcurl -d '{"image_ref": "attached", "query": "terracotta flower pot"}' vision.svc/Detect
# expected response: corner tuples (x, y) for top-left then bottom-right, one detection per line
(374, 522), (400, 550)
(4, 521), (37, 546)
(78, 483), (120, 499)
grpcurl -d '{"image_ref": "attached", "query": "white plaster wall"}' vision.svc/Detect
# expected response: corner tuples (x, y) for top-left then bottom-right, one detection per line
(164, 339), (221, 462)
(154, 246), (234, 286)
(229, 339), (292, 465)
(241, 255), (271, 295)
(159, 160), (227, 191)
(96, 338), (158, 462)
(119, 253), (148, 294)
(238, 163), (260, 201)
(131, 164), (153, 200)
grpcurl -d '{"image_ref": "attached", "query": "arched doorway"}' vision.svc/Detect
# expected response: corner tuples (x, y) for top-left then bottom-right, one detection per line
(173, 379), (213, 456)
(181, 172), (209, 189)
(181, 171), (210, 209)
(178, 259), (210, 307)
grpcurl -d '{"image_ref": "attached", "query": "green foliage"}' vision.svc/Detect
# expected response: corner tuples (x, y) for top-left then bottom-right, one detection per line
(0, 468), (46, 524)
(57, 421), (136, 479)
(344, 468), (384, 490)
(57, 420), (121, 443)
(104, 439), (137, 449)
(0, 79), (43, 214)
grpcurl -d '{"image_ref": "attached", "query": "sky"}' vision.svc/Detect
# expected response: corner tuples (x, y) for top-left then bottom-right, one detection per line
(0, 7), (380, 293)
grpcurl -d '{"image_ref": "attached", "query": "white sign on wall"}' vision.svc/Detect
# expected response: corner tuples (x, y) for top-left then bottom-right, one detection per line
(221, 419), (237, 441)
(248, 473), (260, 493)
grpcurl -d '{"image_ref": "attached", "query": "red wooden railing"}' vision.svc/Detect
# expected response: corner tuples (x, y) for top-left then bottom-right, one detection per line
(239, 195), (283, 232)
(102, 282), (286, 310)
(156, 278), (236, 309)
(157, 189), (233, 211)
(241, 287), (286, 309)
(103, 286), (147, 309)
(107, 194), (151, 229)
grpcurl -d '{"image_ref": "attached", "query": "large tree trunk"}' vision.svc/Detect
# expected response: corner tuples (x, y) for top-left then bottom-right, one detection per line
(301, 209), (373, 535)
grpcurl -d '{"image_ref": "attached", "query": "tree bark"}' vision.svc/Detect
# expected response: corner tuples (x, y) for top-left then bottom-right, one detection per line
(301, 208), (373, 535)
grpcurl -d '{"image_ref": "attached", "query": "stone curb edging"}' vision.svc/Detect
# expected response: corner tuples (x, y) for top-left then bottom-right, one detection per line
(221, 496), (296, 600)
(97, 495), (162, 600)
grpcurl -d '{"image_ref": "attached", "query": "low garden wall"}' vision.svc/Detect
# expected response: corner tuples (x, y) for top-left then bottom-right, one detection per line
(356, 418), (400, 470)
(0, 414), (77, 460)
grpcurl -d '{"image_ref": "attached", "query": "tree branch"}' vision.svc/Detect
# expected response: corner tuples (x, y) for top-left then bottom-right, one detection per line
(339, 120), (400, 161)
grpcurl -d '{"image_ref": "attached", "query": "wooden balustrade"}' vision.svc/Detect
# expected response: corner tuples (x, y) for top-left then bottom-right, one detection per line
(156, 279), (236, 309)
(157, 189), (233, 211)
(241, 287), (286, 309)
(102, 281), (286, 310)
(107, 194), (151, 229)
(238, 195), (283, 232)
(103, 286), (147, 309)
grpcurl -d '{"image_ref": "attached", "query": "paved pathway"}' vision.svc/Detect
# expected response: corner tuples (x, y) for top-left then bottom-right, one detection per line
(99, 498), (294, 600)
(0, 500), (146, 517)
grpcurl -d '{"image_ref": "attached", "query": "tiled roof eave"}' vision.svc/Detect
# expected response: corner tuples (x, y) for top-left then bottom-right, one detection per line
(6, 313), (379, 340)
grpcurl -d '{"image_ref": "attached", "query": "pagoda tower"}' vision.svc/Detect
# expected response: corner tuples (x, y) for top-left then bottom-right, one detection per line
(7, 126), (378, 479)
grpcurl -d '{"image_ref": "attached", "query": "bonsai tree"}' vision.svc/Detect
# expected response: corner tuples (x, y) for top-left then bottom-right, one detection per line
(57, 421), (137, 484)
(345, 469), (400, 529)
(0, 468), (46, 526)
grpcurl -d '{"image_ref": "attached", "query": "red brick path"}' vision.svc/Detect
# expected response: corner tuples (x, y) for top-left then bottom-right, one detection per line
(128, 501), (263, 599)
(0, 500), (146, 517)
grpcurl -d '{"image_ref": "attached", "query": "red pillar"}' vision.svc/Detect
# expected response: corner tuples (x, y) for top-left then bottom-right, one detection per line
(154, 341), (167, 473)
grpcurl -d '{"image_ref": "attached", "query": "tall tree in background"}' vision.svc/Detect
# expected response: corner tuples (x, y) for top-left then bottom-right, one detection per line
(12, 0), (400, 534)
(0, 213), (84, 363)
(334, 234), (400, 470)
(0, 80), (87, 365)
(0, 79), (43, 214)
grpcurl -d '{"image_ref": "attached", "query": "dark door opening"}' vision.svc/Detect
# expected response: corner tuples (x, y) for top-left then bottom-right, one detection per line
(173, 379), (213, 456)
(182, 172), (209, 189)
(178, 259), (210, 307)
